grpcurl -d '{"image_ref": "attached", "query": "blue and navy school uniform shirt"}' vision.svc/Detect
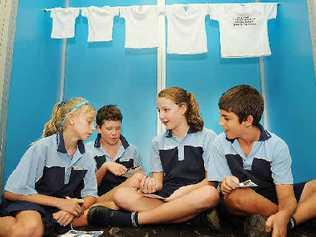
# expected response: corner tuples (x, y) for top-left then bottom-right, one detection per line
(85, 134), (141, 195)
(151, 127), (216, 194)
(5, 133), (98, 199)
(207, 125), (293, 187)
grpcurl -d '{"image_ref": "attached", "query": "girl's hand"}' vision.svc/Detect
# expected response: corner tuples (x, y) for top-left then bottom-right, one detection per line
(221, 176), (239, 196)
(165, 185), (192, 202)
(103, 162), (127, 176)
(53, 210), (75, 226)
(57, 198), (83, 216)
(140, 176), (157, 194)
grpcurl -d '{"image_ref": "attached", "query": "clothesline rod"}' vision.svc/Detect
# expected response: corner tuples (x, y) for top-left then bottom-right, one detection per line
(42, 2), (279, 11)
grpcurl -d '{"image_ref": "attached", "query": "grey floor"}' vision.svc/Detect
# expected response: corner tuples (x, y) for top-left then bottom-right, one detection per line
(50, 222), (316, 237)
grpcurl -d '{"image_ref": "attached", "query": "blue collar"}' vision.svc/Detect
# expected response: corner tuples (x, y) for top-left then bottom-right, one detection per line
(225, 124), (271, 143)
(165, 126), (197, 138)
(94, 134), (130, 149)
(56, 133), (85, 154)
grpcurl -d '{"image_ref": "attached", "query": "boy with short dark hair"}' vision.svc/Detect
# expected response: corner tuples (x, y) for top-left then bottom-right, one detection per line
(208, 85), (316, 237)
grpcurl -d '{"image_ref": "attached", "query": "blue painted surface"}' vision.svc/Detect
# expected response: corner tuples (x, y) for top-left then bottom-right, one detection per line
(64, 0), (157, 170)
(263, 0), (316, 182)
(3, 0), (62, 181)
(3, 0), (316, 183)
(166, 0), (260, 134)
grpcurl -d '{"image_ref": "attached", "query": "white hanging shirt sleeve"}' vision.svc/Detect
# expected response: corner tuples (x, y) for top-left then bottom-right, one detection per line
(209, 3), (278, 58)
(120, 6), (159, 49)
(81, 6), (119, 42)
(166, 4), (209, 55)
(50, 8), (80, 39)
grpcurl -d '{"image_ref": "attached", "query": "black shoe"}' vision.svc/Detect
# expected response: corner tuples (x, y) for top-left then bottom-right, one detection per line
(244, 214), (270, 237)
(87, 206), (115, 227)
(87, 206), (137, 227)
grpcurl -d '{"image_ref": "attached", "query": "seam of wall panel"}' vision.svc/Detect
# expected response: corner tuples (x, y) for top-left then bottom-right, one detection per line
(156, 0), (166, 135)
(0, 0), (19, 192)
(58, 0), (70, 101)
(307, 0), (316, 78)
(256, 0), (269, 129)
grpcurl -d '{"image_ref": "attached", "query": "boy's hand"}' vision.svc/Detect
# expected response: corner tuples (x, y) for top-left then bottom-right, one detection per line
(221, 176), (239, 195)
(53, 210), (75, 226)
(103, 162), (127, 176)
(57, 198), (83, 216)
(265, 212), (288, 237)
(140, 176), (157, 193)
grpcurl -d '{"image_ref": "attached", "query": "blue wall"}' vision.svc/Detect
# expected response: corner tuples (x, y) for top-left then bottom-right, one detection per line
(166, 0), (260, 134)
(3, 0), (316, 183)
(4, 0), (61, 181)
(263, 0), (316, 182)
(65, 0), (157, 169)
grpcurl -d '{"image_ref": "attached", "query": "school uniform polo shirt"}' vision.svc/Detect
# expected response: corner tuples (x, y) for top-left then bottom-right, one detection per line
(151, 127), (216, 192)
(85, 134), (141, 195)
(207, 125), (293, 186)
(5, 133), (98, 198)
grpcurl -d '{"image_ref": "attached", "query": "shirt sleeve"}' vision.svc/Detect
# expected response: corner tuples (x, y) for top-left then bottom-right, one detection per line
(202, 129), (217, 166)
(81, 160), (98, 197)
(207, 140), (232, 182)
(119, 6), (128, 19)
(81, 8), (88, 18)
(208, 4), (223, 21)
(271, 139), (293, 185)
(131, 146), (142, 168)
(264, 3), (278, 20)
(5, 143), (45, 195)
(150, 139), (163, 172)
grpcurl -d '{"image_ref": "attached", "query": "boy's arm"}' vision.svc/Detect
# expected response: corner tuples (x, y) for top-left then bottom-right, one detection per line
(266, 184), (297, 237)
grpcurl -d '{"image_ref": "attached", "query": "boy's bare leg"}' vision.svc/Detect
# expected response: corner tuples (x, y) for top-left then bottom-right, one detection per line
(293, 180), (316, 225)
(224, 188), (278, 217)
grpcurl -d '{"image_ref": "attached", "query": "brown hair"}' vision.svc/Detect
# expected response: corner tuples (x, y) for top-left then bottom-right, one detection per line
(96, 105), (122, 126)
(219, 85), (264, 126)
(158, 87), (204, 132)
(42, 97), (95, 137)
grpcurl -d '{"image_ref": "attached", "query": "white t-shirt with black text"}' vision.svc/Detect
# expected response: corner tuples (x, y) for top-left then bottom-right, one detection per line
(209, 3), (277, 58)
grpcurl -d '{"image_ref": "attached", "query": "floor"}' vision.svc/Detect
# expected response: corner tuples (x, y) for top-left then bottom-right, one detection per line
(49, 221), (316, 237)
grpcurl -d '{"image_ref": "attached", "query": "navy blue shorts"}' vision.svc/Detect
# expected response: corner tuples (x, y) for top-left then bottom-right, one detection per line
(252, 182), (306, 204)
(1, 199), (69, 233)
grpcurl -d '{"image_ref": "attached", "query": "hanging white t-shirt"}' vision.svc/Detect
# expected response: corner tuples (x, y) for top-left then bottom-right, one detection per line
(209, 3), (277, 58)
(50, 8), (80, 39)
(119, 6), (159, 48)
(166, 4), (209, 55)
(81, 6), (119, 42)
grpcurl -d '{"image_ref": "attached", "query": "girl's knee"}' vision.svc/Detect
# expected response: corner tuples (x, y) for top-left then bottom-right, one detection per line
(197, 185), (220, 208)
(11, 219), (44, 237)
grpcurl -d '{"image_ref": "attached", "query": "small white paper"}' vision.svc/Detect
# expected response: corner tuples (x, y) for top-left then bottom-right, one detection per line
(239, 179), (258, 188)
(58, 230), (103, 237)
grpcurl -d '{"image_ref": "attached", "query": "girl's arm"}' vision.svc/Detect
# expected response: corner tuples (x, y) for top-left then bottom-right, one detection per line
(4, 191), (82, 216)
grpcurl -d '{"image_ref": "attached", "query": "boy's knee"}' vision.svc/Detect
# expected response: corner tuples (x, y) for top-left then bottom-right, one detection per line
(224, 189), (245, 210)
(196, 185), (220, 209)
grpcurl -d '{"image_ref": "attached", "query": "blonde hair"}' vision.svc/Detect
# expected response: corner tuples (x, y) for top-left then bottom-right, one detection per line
(158, 87), (204, 132)
(42, 97), (95, 137)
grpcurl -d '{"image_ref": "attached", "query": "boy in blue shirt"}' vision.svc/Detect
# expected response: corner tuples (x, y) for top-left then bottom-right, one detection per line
(208, 85), (316, 237)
